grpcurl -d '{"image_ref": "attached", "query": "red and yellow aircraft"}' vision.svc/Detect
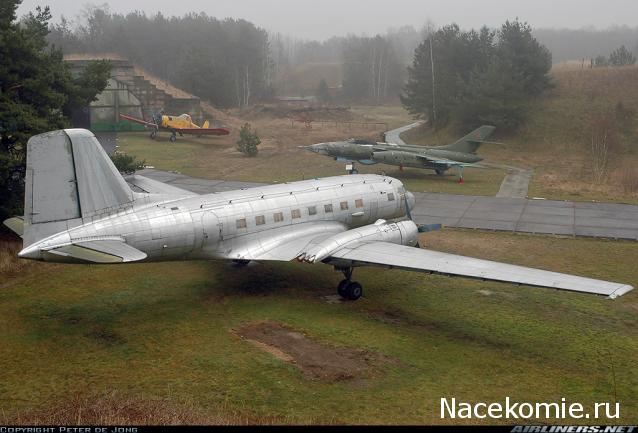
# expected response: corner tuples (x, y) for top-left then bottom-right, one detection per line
(120, 113), (230, 141)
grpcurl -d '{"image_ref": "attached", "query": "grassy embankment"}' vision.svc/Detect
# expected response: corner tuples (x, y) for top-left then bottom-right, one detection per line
(402, 66), (638, 203)
(1, 230), (636, 424)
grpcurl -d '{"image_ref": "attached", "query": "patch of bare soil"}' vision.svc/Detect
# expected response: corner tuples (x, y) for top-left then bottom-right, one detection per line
(234, 321), (396, 382)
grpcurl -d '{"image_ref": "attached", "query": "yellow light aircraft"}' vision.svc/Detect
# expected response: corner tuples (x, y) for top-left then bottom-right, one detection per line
(120, 113), (230, 141)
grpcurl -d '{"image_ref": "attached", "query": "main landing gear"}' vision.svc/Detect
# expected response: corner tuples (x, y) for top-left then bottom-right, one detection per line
(150, 130), (157, 139)
(336, 267), (363, 300)
(169, 132), (177, 142)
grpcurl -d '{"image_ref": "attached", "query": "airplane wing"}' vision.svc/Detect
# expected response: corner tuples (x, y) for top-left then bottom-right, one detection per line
(415, 154), (482, 167)
(175, 127), (230, 136)
(126, 174), (198, 196)
(326, 242), (633, 299)
(42, 238), (147, 263)
(119, 114), (158, 129)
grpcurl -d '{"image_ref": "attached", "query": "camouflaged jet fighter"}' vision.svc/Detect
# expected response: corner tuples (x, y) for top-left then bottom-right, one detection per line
(303, 125), (496, 182)
(3, 129), (633, 301)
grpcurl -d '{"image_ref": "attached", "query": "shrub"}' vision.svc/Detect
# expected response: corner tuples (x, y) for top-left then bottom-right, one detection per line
(110, 152), (146, 174)
(236, 123), (260, 157)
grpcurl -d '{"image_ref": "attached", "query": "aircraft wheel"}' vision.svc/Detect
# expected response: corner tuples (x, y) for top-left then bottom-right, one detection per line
(337, 279), (350, 298)
(435, 169), (445, 176)
(150, 130), (157, 139)
(169, 133), (177, 142)
(351, 169), (359, 174)
(347, 281), (363, 301)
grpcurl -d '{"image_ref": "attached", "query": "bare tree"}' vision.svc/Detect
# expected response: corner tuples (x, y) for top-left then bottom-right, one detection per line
(590, 114), (617, 183)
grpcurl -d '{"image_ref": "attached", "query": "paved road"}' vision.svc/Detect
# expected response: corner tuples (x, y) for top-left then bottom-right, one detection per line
(384, 121), (424, 145)
(136, 169), (638, 241)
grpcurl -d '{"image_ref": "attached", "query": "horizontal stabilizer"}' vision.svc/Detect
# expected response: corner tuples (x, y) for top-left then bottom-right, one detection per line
(3, 217), (24, 237)
(328, 242), (633, 299)
(43, 238), (147, 263)
(126, 174), (197, 196)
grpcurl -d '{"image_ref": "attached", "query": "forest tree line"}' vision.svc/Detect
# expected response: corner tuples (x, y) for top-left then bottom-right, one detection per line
(48, 7), (271, 108)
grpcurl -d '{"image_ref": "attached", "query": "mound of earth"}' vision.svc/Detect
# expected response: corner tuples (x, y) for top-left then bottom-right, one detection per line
(234, 321), (397, 382)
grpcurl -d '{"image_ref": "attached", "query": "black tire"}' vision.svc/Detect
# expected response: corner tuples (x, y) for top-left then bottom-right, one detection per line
(337, 279), (350, 298)
(435, 169), (445, 176)
(150, 130), (157, 139)
(169, 133), (177, 142)
(347, 281), (363, 301)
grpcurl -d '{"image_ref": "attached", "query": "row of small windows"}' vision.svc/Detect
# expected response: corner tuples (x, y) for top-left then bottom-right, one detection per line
(233, 195), (386, 229)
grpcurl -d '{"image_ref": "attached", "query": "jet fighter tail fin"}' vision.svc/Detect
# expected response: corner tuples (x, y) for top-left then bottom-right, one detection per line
(202, 120), (210, 129)
(439, 125), (496, 154)
(22, 129), (134, 246)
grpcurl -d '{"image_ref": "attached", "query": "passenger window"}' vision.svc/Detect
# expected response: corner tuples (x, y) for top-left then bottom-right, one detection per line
(291, 209), (301, 219)
(387, 193), (395, 202)
(255, 215), (265, 225)
(308, 206), (317, 216)
(340, 201), (349, 210)
(236, 218), (247, 229)
(324, 204), (333, 213)
(355, 199), (364, 208)
(273, 212), (284, 222)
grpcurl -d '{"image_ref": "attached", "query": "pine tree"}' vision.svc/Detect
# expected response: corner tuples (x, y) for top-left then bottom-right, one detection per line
(236, 123), (260, 157)
(0, 1), (110, 222)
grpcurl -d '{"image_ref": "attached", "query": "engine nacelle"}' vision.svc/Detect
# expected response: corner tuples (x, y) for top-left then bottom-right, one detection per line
(297, 219), (419, 264)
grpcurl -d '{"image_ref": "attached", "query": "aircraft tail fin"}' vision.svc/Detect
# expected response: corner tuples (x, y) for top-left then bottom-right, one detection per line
(22, 129), (134, 246)
(439, 125), (496, 154)
(202, 120), (210, 129)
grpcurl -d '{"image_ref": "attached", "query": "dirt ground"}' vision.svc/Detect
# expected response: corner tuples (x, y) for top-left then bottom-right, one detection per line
(234, 321), (397, 382)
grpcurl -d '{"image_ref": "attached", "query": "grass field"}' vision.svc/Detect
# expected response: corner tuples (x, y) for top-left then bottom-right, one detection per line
(1, 230), (636, 424)
(115, 105), (505, 197)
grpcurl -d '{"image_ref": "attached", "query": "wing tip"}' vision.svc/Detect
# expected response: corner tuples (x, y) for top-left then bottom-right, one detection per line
(607, 284), (634, 300)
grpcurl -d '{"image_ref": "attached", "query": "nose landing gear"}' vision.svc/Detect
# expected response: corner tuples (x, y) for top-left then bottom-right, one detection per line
(336, 267), (363, 300)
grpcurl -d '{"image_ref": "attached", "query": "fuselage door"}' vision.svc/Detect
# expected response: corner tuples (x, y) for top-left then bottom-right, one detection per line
(201, 210), (222, 249)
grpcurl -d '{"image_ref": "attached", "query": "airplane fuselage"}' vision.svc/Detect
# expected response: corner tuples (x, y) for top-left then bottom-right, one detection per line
(21, 174), (412, 263)
(308, 141), (482, 170)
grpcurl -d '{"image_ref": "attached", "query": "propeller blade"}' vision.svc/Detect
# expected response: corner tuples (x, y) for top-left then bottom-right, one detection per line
(404, 193), (413, 220)
(418, 223), (442, 233)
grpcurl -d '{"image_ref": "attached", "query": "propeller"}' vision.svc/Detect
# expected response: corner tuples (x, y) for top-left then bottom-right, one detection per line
(402, 190), (442, 249)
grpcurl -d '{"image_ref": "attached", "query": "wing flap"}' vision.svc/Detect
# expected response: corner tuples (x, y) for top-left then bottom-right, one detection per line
(44, 239), (147, 263)
(328, 242), (633, 298)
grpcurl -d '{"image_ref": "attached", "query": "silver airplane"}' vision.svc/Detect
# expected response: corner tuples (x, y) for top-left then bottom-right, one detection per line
(3, 129), (633, 301)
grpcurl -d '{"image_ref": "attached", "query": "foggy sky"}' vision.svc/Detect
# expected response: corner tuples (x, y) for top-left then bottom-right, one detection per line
(17, 0), (638, 40)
